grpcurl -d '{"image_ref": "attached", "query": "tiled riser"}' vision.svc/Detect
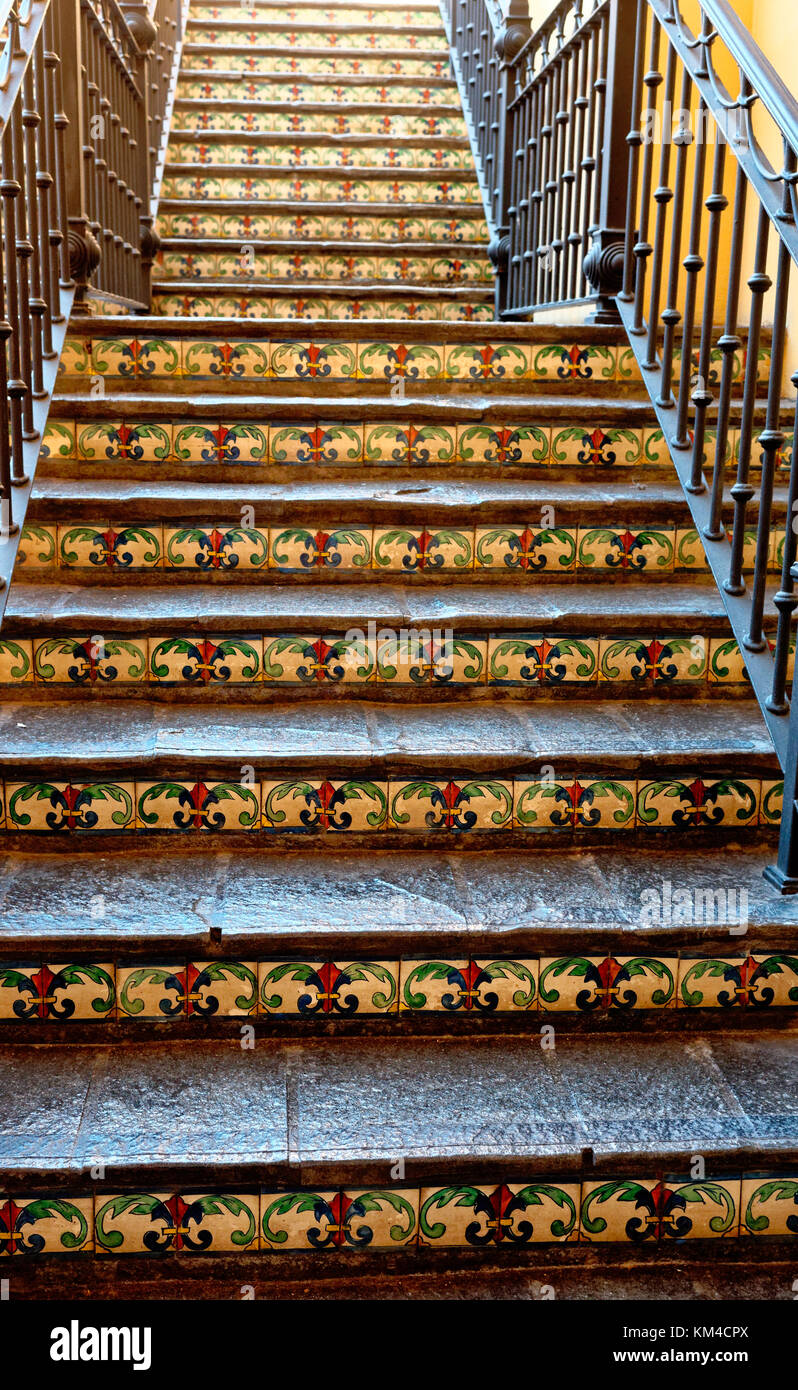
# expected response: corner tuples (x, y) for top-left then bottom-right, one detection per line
(184, 30), (451, 52)
(14, 523), (789, 576)
(177, 113), (468, 136)
(160, 174), (479, 201)
(152, 295), (494, 320)
(156, 251), (491, 283)
(56, 338), (766, 384)
(38, 424), (788, 474)
(2, 954), (797, 1021)
(179, 55), (453, 75)
(186, 7), (443, 22)
(0, 1177), (796, 1254)
(0, 777), (782, 833)
(175, 81), (462, 105)
(0, 632), (787, 690)
(156, 212), (488, 240)
(165, 143), (473, 169)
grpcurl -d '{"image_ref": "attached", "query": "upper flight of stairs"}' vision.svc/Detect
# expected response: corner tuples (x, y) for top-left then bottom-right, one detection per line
(1, 0), (797, 1295)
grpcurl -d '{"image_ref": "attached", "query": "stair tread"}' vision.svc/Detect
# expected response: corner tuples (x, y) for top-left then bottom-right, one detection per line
(0, 697), (775, 768)
(0, 1030), (794, 1177)
(1, 842), (795, 946)
(2, 580), (747, 632)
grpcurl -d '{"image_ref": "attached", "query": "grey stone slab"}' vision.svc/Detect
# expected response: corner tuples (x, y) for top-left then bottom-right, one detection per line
(295, 1037), (583, 1161)
(216, 851), (468, 934)
(0, 1047), (95, 1166)
(553, 1035), (758, 1154)
(709, 1035), (798, 1143)
(0, 850), (227, 937)
(71, 1043), (288, 1167)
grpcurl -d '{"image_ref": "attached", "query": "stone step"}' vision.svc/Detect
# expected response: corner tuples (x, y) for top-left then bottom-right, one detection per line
(0, 588), (782, 699)
(2, 842), (792, 949)
(151, 282), (494, 320)
(0, 1032), (794, 1257)
(40, 395), (775, 482)
(183, 22), (450, 49)
(0, 697), (781, 845)
(155, 203), (489, 240)
(154, 242), (492, 287)
(2, 841), (795, 1032)
(55, 320), (765, 395)
(173, 99), (468, 135)
(179, 45), (452, 76)
(187, 2), (443, 15)
(165, 131), (473, 170)
(159, 165), (481, 201)
(174, 75), (460, 104)
(11, 514), (787, 583)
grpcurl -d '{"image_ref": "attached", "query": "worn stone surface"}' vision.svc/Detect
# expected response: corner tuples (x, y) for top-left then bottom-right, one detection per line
(2, 844), (796, 950)
(0, 1032), (794, 1182)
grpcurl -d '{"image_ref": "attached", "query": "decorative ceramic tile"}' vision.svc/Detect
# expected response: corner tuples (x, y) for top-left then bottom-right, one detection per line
(16, 524), (57, 567)
(113, 960), (253, 1020)
(5, 782), (135, 832)
(261, 779), (387, 832)
(182, 338), (270, 379)
(175, 1193), (260, 1251)
(456, 423), (548, 466)
(33, 637), (148, 686)
(419, 1183), (580, 1246)
(514, 778), (636, 831)
(0, 963), (40, 1020)
(95, 1194), (198, 1254)
(576, 526), (674, 571)
(741, 1176), (798, 1237)
(376, 634), (485, 684)
(474, 526), (576, 572)
(678, 954), (798, 1009)
(636, 777), (760, 830)
(136, 781), (261, 832)
(271, 340), (358, 380)
(270, 525), (370, 570)
(598, 636), (706, 683)
(90, 338), (181, 378)
(0, 639), (34, 683)
(149, 636), (262, 685)
(78, 422), (171, 464)
(57, 524), (163, 570)
(538, 956), (677, 1011)
(164, 526), (268, 570)
(579, 1180), (662, 1243)
(659, 1177), (740, 1240)
(550, 425), (641, 468)
(372, 526), (474, 570)
(340, 1190), (419, 1249)
(760, 780), (783, 826)
(488, 636), (598, 685)
(259, 960), (398, 1015)
(0, 1195), (94, 1255)
(34, 964), (115, 1021)
(260, 1190), (341, 1251)
(389, 778), (513, 831)
(399, 958), (537, 1012)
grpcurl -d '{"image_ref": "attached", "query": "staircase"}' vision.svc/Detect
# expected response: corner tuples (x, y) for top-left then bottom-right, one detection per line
(1, 0), (797, 1298)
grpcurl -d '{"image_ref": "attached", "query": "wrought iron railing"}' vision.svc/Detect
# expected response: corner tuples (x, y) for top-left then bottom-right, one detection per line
(0, 0), (184, 619)
(615, 0), (798, 891)
(446, 0), (798, 889)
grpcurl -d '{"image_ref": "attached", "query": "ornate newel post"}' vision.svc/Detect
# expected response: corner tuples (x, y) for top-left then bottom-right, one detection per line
(490, 0), (531, 318)
(120, 1), (161, 307)
(583, 0), (640, 322)
(55, 0), (100, 312)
